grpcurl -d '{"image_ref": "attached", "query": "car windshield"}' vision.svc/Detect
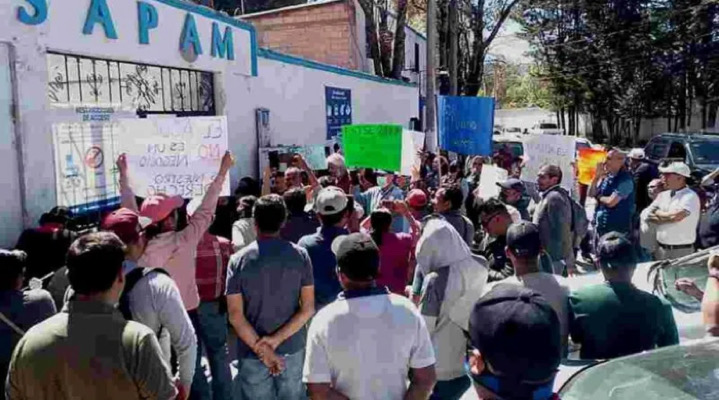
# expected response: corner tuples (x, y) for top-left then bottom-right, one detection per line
(492, 142), (523, 158)
(560, 340), (719, 400)
(690, 141), (719, 164)
(540, 123), (558, 129)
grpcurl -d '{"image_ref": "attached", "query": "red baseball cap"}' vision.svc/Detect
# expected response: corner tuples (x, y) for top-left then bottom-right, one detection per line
(140, 194), (184, 223)
(101, 208), (152, 244)
(407, 189), (428, 208)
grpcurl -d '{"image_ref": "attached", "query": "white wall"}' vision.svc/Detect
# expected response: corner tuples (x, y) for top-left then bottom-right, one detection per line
(0, 0), (419, 246)
(227, 51), (419, 179)
(495, 107), (592, 136)
(0, 44), (24, 247)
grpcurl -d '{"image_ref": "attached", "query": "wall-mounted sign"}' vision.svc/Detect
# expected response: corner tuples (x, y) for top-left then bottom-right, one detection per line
(325, 86), (352, 140)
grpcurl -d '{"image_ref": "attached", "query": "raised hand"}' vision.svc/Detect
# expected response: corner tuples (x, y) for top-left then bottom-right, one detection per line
(220, 151), (235, 174)
(116, 153), (128, 174)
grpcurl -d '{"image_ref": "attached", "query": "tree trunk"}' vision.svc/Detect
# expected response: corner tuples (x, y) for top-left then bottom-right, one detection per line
(465, 1), (485, 96)
(378, 4), (392, 78)
(448, 0), (458, 95)
(390, 0), (409, 79)
(358, 0), (384, 76)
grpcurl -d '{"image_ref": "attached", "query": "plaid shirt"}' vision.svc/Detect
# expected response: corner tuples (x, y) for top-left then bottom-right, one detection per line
(195, 232), (233, 302)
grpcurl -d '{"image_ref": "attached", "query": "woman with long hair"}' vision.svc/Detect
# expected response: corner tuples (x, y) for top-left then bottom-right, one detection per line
(360, 201), (420, 295)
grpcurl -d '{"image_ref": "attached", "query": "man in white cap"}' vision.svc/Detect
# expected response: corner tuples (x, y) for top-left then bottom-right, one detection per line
(628, 148), (659, 212)
(641, 162), (701, 260)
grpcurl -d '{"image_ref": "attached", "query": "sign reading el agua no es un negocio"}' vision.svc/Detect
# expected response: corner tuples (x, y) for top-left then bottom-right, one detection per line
(117, 116), (230, 198)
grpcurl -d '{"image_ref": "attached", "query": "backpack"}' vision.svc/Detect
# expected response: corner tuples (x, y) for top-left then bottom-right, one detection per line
(567, 194), (589, 248)
(118, 267), (170, 322)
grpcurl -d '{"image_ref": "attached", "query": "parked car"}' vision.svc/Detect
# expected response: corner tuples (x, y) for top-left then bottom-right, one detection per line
(492, 135), (524, 158)
(502, 127), (522, 135)
(558, 338), (719, 399)
(644, 133), (719, 181)
(529, 121), (564, 135)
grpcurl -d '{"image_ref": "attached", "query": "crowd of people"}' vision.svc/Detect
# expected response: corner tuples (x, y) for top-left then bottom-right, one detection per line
(0, 144), (718, 400)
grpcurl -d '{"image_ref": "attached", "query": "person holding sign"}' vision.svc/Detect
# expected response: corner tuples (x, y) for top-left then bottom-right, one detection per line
(533, 165), (576, 276)
(353, 171), (407, 234)
(118, 151), (234, 313)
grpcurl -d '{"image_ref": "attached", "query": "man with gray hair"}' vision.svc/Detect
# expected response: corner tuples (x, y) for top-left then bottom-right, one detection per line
(533, 165), (575, 275)
(589, 148), (635, 239)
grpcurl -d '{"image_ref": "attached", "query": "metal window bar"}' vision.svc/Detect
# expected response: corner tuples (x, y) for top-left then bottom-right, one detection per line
(46, 51), (215, 117)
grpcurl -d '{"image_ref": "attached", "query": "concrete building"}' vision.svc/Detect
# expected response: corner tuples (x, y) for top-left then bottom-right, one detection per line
(0, 0), (419, 246)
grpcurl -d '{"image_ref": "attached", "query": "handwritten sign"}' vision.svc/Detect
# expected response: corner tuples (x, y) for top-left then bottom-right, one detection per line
(117, 117), (230, 198)
(52, 122), (121, 214)
(521, 134), (576, 191)
(577, 148), (607, 185)
(438, 96), (494, 155)
(477, 165), (509, 200)
(400, 130), (425, 176)
(286, 145), (328, 170)
(342, 124), (402, 172)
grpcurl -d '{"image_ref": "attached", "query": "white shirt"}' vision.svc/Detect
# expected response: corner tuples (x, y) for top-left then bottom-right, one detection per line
(302, 293), (436, 400)
(651, 187), (701, 245)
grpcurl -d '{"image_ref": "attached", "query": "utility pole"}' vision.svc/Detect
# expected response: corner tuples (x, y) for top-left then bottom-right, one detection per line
(449, 0), (458, 95)
(425, 0), (438, 151)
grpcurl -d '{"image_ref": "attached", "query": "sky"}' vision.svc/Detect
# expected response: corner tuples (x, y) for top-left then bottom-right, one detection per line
(486, 21), (534, 64)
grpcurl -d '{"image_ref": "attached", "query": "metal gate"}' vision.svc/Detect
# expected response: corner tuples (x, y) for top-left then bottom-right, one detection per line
(46, 52), (216, 117)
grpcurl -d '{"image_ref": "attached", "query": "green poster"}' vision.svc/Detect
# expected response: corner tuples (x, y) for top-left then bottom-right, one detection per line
(342, 124), (402, 171)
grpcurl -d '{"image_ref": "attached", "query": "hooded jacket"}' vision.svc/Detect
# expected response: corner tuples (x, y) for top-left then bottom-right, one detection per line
(415, 219), (488, 381)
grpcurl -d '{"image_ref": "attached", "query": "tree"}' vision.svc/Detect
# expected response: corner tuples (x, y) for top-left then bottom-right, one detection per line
(357, 0), (411, 79)
(517, 0), (719, 143)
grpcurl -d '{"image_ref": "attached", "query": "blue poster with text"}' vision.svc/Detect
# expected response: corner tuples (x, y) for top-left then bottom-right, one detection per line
(326, 87), (352, 140)
(438, 96), (495, 155)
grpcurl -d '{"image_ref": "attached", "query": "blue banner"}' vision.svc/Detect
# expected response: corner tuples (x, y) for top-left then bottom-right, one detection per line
(325, 87), (352, 140)
(437, 96), (495, 155)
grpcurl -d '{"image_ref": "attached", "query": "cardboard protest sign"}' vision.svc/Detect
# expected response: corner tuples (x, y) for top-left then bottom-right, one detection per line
(521, 134), (577, 191)
(342, 124), (403, 172)
(287, 145), (328, 170)
(577, 148), (607, 185)
(52, 122), (121, 214)
(437, 96), (494, 156)
(117, 116), (230, 198)
(477, 165), (509, 200)
(400, 130), (425, 176)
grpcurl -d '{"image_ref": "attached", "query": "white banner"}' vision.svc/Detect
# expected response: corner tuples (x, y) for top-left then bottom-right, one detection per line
(117, 116), (230, 198)
(477, 165), (508, 200)
(521, 134), (576, 191)
(400, 130), (425, 176)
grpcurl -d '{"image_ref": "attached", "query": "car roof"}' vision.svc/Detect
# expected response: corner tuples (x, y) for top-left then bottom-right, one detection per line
(651, 133), (719, 142)
(492, 135), (524, 143)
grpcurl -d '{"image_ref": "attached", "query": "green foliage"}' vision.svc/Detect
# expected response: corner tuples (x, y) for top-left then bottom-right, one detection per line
(516, 0), (719, 144)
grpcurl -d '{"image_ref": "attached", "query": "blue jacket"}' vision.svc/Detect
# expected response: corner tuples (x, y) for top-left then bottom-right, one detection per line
(594, 169), (635, 236)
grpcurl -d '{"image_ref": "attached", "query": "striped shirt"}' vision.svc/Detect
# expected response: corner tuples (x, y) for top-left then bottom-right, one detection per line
(195, 233), (232, 302)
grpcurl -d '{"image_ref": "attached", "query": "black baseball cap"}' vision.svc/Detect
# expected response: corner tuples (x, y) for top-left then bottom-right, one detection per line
(331, 233), (380, 281)
(506, 221), (541, 258)
(469, 284), (561, 383)
(496, 178), (525, 192)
